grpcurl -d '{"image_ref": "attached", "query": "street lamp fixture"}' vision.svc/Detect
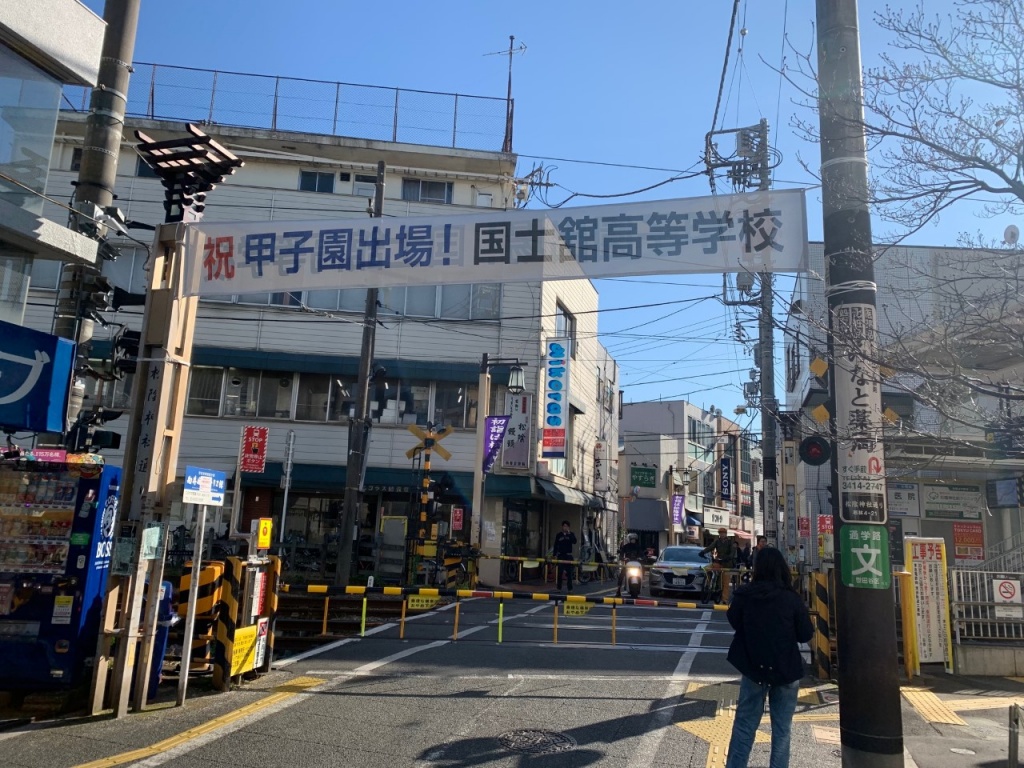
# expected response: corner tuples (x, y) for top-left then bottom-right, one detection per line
(507, 364), (525, 395)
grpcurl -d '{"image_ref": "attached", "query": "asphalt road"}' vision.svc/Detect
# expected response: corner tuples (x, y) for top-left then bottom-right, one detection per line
(5, 594), (1017, 767)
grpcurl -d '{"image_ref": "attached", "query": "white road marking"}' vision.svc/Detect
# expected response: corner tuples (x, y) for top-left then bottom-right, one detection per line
(627, 609), (713, 768)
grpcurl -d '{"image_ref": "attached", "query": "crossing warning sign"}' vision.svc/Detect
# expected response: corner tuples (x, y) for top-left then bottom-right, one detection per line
(257, 518), (272, 549)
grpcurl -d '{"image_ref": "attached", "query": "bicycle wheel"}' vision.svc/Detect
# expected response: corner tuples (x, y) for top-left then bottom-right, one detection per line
(453, 563), (471, 589)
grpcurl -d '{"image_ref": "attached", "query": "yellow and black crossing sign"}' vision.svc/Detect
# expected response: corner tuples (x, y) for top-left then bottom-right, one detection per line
(405, 424), (454, 460)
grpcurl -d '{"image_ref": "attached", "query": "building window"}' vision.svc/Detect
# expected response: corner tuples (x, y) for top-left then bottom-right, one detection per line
(295, 373), (331, 421)
(186, 367), (224, 416)
(402, 178), (452, 205)
(405, 285), (437, 317)
(299, 170), (335, 193)
(223, 368), (261, 417)
(440, 284), (501, 320)
(555, 303), (577, 358)
(434, 382), (478, 429)
(29, 258), (62, 290)
(70, 147), (82, 172)
(136, 156), (159, 178)
(329, 376), (356, 421)
(258, 373), (294, 418)
(475, 191), (493, 207)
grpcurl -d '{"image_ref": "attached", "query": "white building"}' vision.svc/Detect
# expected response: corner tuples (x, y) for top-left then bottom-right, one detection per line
(25, 63), (619, 583)
(0, 0), (104, 322)
(619, 400), (758, 555)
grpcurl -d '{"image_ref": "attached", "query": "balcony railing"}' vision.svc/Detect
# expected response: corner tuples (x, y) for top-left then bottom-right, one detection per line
(62, 62), (512, 152)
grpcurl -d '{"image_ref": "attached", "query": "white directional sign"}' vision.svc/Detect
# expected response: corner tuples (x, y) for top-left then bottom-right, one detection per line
(183, 465), (227, 507)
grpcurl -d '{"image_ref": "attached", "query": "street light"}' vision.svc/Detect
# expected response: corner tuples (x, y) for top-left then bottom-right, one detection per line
(470, 354), (528, 584)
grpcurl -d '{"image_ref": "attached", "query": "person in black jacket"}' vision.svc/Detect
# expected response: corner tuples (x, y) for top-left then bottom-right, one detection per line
(724, 546), (813, 768)
(552, 520), (577, 591)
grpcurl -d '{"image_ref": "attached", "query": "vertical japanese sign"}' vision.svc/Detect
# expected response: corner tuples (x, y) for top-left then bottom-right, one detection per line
(451, 507), (464, 532)
(720, 457), (732, 502)
(239, 425), (269, 473)
(670, 495), (685, 526)
(593, 440), (609, 492)
(952, 522), (984, 565)
(542, 338), (571, 459)
(482, 416), (510, 473)
(904, 537), (953, 671)
(834, 304), (887, 524)
(839, 523), (890, 589)
(785, 484), (797, 546)
(133, 364), (165, 512)
(500, 393), (532, 469)
(798, 516), (810, 539)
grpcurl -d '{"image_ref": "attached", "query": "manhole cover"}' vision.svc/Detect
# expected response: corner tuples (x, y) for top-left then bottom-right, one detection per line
(499, 729), (577, 755)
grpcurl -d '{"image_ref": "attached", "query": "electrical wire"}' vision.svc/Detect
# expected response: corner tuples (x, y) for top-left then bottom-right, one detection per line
(711, 0), (743, 134)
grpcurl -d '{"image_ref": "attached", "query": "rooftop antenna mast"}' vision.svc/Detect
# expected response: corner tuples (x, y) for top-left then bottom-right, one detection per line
(486, 35), (526, 153)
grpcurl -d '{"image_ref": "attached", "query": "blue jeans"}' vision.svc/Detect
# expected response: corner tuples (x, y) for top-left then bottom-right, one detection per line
(725, 675), (800, 768)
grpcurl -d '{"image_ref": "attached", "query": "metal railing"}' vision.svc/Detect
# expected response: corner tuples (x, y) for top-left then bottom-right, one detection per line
(62, 62), (511, 152)
(972, 529), (1024, 572)
(949, 568), (1024, 642)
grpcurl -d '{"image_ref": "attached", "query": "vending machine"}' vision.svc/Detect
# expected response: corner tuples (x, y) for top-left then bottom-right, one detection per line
(0, 456), (121, 689)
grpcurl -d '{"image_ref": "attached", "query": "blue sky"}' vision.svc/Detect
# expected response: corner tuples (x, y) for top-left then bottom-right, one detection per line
(82, 0), (985, 426)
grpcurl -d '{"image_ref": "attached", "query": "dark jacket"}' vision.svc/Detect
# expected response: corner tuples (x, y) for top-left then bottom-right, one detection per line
(726, 581), (814, 686)
(617, 541), (643, 561)
(553, 531), (576, 559)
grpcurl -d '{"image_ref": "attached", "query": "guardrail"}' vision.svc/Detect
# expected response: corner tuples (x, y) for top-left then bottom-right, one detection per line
(277, 584), (728, 646)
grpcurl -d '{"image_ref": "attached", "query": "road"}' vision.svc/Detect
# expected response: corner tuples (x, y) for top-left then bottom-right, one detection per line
(4, 594), (1018, 767)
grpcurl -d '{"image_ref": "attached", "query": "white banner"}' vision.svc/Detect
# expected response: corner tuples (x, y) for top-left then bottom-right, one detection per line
(593, 440), (609, 492)
(500, 393), (532, 470)
(182, 189), (809, 296)
(904, 537), (953, 671)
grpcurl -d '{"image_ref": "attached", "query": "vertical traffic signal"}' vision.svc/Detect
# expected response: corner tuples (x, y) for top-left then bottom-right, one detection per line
(111, 327), (141, 377)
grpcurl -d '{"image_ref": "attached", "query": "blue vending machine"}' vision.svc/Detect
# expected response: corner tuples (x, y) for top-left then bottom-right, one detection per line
(0, 458), (121, 689)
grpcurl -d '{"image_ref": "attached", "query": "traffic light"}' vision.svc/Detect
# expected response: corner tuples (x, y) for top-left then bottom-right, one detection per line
(66, 408), (124, 453)
(111, 327), (141, 377)
(799, 435), (832, 466)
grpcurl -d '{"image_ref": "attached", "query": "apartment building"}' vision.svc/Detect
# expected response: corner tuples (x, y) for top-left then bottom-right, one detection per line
(25, 64), (620, 583)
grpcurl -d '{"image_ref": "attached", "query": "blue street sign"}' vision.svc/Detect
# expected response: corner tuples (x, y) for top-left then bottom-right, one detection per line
(0, 319), (75, 433)
(183, 465), (227, 507)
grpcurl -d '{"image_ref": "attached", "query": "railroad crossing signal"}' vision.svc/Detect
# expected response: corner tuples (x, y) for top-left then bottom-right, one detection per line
(405, 424), (453, 461)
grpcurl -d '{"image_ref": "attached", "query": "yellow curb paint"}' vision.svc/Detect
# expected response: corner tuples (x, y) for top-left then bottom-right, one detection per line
(71, 677), (323, 768)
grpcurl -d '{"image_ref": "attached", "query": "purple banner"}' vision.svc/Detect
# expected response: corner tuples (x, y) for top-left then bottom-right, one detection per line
(671, 494), (685, 526)
(483, 415), (510, 473)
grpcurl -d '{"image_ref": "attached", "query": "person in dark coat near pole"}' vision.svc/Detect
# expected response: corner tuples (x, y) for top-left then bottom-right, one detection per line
(552, 520), (577, 592)
(724, 546), (814, 768)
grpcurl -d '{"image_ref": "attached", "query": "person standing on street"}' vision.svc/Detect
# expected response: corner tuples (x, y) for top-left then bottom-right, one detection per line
(552, 520), (577, 591)
(751, 535), (768, 568)
(701, 527), (738, 569)
(724, 546), (814, 768)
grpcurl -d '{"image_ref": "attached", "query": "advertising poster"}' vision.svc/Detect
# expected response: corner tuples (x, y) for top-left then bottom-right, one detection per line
(922, 484), (984, 520)
(952, 522), (984, 565)
(817, 514), (834, 560)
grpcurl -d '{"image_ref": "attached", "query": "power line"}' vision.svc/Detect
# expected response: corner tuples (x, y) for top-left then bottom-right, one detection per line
(711, 0), (743, 133)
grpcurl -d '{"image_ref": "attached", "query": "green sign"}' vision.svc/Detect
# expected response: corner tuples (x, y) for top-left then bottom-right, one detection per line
(69, 532), (90, 546)
(840, 523), (891, 590)
(630, 466), (657, 488)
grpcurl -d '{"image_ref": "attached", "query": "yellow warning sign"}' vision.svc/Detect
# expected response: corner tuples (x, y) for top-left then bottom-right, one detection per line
(562, 601), (594, 616)
(408, 595), (440, 611)
(257, 518), (273, 549)
(231, 624), (259, 676)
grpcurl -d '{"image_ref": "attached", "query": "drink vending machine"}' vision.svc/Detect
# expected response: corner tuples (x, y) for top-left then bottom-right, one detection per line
(0, 456), (121, 689)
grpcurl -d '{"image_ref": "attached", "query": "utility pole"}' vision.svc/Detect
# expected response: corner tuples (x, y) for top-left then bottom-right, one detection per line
(336, 161), (385, 585)
(817, 1), (903, 765)
(53, 0), (141, 429)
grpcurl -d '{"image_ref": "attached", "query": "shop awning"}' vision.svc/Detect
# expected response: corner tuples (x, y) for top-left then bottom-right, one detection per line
(537, 477), (588, 506)
(486, 474), (534, 499)
(730, 529), (753, 539)
(626, 498), (669, 532)
(686, 515), (702, 527)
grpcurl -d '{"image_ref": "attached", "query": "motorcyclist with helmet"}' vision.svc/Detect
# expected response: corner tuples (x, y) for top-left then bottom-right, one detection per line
(615, 532), (644, 597)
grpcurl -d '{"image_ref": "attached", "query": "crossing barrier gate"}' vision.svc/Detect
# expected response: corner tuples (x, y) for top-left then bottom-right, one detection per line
(212, 555), (281, 691)
(173, 561), (224, 675)
(809, 570), (836, 680)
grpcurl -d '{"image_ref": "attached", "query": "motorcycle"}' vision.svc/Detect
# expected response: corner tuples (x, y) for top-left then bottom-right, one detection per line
(624, 559), (644, 598)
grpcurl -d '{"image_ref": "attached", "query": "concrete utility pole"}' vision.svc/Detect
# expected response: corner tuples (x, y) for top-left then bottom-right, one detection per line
(336, 161), (385, 585)
(54, 0), (141, 427)
(817, 1), (903, 765)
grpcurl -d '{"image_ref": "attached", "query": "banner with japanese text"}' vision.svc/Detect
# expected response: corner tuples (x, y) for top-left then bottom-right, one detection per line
(183, 189), (809, 296)
(500, 393), (531, 469)
(483, 416), (509, 473)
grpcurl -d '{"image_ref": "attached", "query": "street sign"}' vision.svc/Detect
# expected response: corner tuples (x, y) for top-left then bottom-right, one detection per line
(405, 424), (453, 460)
(994, 577), (1023, 619)
(452, 507), (464, 531)
(839, 523), (890, 590)
(239, 425), (269, 473)
(256, 518), (272, 549)
(182, 465), (227, 506)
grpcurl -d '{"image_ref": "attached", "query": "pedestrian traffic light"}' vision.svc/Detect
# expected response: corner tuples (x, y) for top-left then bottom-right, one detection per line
(799, 435), (832, 466)
(111, 327), (141, 377)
